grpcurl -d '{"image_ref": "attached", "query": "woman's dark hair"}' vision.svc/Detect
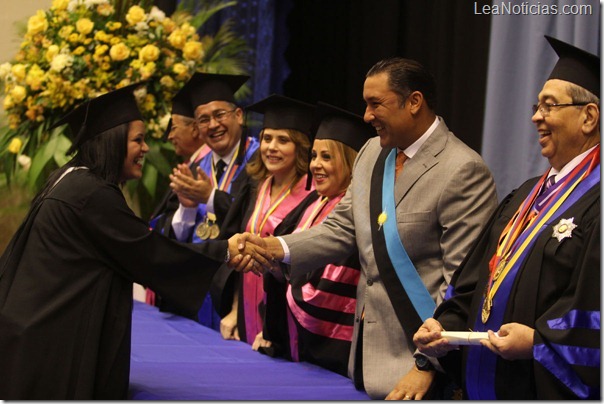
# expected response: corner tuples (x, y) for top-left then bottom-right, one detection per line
(367, 57), (438, 111)
(32, 123), (129, 206)
(71, 123), (129, 184)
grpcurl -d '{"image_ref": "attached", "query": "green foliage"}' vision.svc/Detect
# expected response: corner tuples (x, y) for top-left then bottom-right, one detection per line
(0, 0), (250, 219)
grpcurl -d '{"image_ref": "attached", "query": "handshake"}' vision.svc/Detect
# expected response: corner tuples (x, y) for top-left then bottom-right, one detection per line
(225, 233), (284, 275)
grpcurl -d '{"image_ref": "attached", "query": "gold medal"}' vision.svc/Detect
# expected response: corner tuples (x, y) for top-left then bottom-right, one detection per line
(195, 222), (210, 239)
(481, 297), (492, 324)
(493, 258), (507, 281)
(209, 224), (220, 239)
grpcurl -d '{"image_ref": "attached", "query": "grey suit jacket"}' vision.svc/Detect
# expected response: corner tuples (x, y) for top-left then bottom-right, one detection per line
(282, 118), (498, 399)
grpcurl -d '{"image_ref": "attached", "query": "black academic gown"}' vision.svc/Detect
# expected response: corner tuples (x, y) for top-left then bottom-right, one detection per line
(0, 169), (226, 399)
(262, 191), (361, 376)
(148, 188), (180, 237)
(435, 177), (600, 399)
(210, 180), (317, 343)
(149, 144), (257, 319)
(209, 179), (257, 319)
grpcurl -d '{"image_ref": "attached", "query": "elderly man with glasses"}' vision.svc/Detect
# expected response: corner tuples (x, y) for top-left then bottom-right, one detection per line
(413, 35), (600, 400)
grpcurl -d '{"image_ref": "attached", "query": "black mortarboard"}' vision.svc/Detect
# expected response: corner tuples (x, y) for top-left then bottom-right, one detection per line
(304, 102), (374, 190)
(163, 84), (196, 141)
(53, 82), (145, 154)
(246, 94), (315, 135)
(186, 72), (249, 110)
(312, 102), (374, 152)
(171, 86), (195, 117)
(545, 35), (600, 98)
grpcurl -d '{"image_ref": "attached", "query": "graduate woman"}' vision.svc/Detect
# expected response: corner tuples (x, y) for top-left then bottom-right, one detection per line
(263, 102), (374, 375)
(0, 83), (267, 399)
(216, 94), (315, 349)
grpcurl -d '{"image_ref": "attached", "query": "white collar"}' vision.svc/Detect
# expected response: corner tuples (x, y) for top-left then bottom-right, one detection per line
(213, 141), (239, 165)
(548, 144), (599, 182)
(398, 116), (440, 158)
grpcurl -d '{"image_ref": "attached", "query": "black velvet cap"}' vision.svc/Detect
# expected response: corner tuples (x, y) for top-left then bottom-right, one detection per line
(186, 72), (249, 110)
(163, 85), (196, 141)
(246, 94), (314, 135)
(171, 86), (195, 117)
(312, 102), (374, 152)
(545, 35), (600, 98)
(52, 82), (145, 154)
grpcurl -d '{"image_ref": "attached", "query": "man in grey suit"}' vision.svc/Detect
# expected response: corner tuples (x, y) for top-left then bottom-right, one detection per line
(238, 57), (498, 399)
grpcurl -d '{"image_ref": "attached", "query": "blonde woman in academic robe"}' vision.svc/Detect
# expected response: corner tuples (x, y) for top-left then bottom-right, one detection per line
(216, 95), (316, 350)
(262, 102), (374, 375)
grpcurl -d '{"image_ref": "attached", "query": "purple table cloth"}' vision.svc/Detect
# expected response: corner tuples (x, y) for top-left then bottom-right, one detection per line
(129, 301), (370, 400)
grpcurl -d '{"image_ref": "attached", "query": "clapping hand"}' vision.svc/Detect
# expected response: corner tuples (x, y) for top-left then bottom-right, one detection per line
(169, 164), (213, 204)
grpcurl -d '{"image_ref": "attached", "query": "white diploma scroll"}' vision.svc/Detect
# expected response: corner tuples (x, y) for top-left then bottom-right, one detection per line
(440, 331), (490, 345)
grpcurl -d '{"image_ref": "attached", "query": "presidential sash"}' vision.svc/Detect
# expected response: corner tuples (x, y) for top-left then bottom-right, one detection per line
(370, 148), (434, 343)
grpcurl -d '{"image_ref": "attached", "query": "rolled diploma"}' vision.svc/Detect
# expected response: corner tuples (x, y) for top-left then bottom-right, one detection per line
(440, 331), (490, 345)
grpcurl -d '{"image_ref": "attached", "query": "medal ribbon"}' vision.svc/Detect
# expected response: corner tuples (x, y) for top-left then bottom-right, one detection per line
(298, 193), (344, 231)
(210, 146), (239, 191)
(467, 148), (600, 400)
(484, 146), (600, 306)
(299, 196), (329, 230)
(249, 175), (297, 235)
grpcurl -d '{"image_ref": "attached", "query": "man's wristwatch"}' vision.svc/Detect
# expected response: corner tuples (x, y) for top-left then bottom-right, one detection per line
(224, 247), (231, 263)
(415, 354), (435, 371)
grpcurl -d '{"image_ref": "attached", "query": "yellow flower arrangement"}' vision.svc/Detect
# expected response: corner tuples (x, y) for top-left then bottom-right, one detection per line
(7, 137), (22, 154)
(0, 0), (249, 216)
(1, 1), (209, 134)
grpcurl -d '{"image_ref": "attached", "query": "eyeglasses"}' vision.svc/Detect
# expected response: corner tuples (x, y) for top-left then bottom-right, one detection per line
(196, 109), (236, 128)
(532, 102), (588, 117)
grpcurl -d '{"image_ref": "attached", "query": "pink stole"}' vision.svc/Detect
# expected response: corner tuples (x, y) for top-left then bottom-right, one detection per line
(193, 144), (211, 163)
(241, 175), (313, 344)
(285, 194), (360, 361)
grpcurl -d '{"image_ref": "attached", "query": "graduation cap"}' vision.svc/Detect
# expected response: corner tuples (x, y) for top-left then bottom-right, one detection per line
(52, 82), (145, 155)
(312, 102), (374, 152)
(305, 102), (374, 190)
(245, 94), (315, 135)
(186, 72), (249, 110)
(163, 84), (196, 141)
(545, 35), (600, 98)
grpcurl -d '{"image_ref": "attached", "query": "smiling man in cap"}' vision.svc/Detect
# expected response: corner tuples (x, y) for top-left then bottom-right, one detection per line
(413, 35), (600, 400)
(161, 72), (260, 328)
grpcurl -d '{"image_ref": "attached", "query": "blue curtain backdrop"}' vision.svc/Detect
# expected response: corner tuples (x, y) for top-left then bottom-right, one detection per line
(193, 0), (293, 104)
(153, 0), (293, 136)
(156, 0), (494, 152)
(481, 0), (601, 199)
(155, 0), (602, 197)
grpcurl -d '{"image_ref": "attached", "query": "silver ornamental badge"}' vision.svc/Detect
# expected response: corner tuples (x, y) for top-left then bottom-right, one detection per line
(552, 217), (577, 242)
